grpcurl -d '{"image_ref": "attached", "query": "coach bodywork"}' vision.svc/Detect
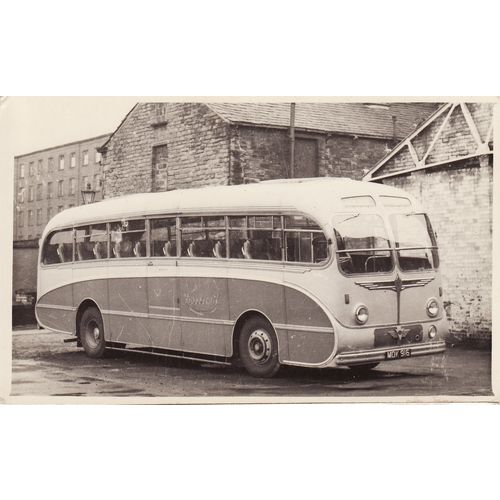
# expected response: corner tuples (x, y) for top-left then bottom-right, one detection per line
(36, 178), (447, 371)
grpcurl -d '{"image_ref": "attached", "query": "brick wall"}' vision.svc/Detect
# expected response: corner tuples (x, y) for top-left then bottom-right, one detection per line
(102, 103), (230, 197)
(12, 243), (38, 300)
(322, 135), (391, 179)
(230, 127), (290, 183)
(14, 135), (107, 241)
(381, 157), (493, 340)
(230, 126), (392, 183)
(371, 103), (494, 340)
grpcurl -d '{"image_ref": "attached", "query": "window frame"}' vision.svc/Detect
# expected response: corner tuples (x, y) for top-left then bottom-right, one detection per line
(108, 218), (149, 260)
(40, 212), (332, 268)
(150, 216), (178, 258)
(389, 212), (440, 273)
(333, 211), (395, 277)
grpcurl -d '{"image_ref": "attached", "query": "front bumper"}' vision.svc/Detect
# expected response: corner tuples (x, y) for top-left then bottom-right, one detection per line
(335, 340), (446, 366)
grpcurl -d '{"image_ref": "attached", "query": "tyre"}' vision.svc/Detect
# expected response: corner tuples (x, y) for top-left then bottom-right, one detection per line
(238, 316), (280, 378)
(348, 363), (379, 375)
(79, 306), (106, 358)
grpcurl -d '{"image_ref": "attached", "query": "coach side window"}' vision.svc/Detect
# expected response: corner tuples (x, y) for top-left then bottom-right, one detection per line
(110, 219), (146, 259)
(180, 216), (226, 258)
(229, 215), (282, 261)
(75, 224), (108, 261)
(284, 215), (328, 264)
(151, 217), (177, 257)
(42, 229), (73, 265)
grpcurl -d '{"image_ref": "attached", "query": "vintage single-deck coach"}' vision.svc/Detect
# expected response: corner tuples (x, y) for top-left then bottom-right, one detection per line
(35, 178), (447, 377)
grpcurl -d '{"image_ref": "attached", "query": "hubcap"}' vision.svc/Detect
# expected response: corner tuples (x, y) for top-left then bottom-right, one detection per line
(248, 329), (272, 364)
(86, 320), (100, 348)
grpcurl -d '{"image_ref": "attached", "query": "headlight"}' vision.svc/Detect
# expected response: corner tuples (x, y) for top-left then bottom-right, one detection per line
(355, 305), (369, 324)
(428, 325), (437, 339)
(426, 298), (439, 318)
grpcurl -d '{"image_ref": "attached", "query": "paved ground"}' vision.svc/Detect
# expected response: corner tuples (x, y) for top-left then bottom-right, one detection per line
(10, 328), (492, 398)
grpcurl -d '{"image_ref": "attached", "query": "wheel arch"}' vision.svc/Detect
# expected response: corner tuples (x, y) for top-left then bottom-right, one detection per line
(75, 298), (102, 339)
(231, 309), (279, 361)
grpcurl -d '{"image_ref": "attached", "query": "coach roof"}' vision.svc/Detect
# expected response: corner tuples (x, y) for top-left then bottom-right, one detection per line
(43, 178), (418, 237)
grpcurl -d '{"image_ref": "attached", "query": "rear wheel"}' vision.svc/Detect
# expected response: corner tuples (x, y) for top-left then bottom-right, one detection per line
(80, 306), (106, 358)
(238, 316), (280, 378)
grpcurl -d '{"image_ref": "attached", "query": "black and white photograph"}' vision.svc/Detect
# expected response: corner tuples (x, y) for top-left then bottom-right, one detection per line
(1, 4), (499, 500)
(2, 98), (496, 401)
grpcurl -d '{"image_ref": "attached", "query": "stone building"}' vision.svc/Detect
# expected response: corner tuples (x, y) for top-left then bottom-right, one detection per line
(363, 102), (494, 342)
(100, 102), (438, 197)
(13, 133), (110, 242)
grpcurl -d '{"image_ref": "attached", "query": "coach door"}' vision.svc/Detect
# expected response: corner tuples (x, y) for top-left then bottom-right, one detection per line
(178, 215), (230, 357)
(106, 219), (150, 346)
(146, 217), (182, 351)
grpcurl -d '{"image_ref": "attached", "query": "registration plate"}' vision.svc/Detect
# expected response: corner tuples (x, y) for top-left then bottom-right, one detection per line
(386, 348), (412, 359)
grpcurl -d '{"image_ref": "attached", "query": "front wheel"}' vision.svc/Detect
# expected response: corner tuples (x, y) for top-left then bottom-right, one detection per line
(238, 316), (280, 378)
(80, 306), (106, 358)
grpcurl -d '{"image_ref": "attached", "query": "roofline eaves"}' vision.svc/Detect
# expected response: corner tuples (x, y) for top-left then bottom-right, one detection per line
(230, 120), (401, 141)
(14, 133), (112, 159)
(97, 103), (140, 152)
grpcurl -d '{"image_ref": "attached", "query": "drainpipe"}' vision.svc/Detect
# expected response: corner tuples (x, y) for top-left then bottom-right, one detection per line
(289, 103), (296, 178)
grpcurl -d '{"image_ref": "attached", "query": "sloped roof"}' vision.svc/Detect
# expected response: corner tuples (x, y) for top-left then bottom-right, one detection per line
(207, 102), (439, 140)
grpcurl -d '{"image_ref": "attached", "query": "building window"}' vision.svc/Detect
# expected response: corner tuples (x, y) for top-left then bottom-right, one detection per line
(36, 183), (43, 200)
(95, 151), (102, 163)
(47, 181), (53, 199)
(37, 159), (43, 175)
(58, 180), (64, 197)
(94, 174), (102, 190)
(152, 144), (168, 169)
(70, 152), (76, 168)
(82, 176), (89, 189)
(58, 205), (64, 213)
(28, 186), (34, 202)
(69, 178), (76, 195)
(28, 210), (34, 226)
(29, 162), (35, 176)
(18, 188), (25, 203)
(82, 150), (89, 166)
(47, 206), (53, 221)
(36, 208), (42, 225)
(18, 211), (24, 227)
(20, 164), (25, 178)
(48, 158), (54, 172)
(59, 155), (65, 170)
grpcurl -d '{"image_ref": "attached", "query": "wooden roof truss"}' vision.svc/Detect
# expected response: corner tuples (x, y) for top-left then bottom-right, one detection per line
(364, 102), (494, 181)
